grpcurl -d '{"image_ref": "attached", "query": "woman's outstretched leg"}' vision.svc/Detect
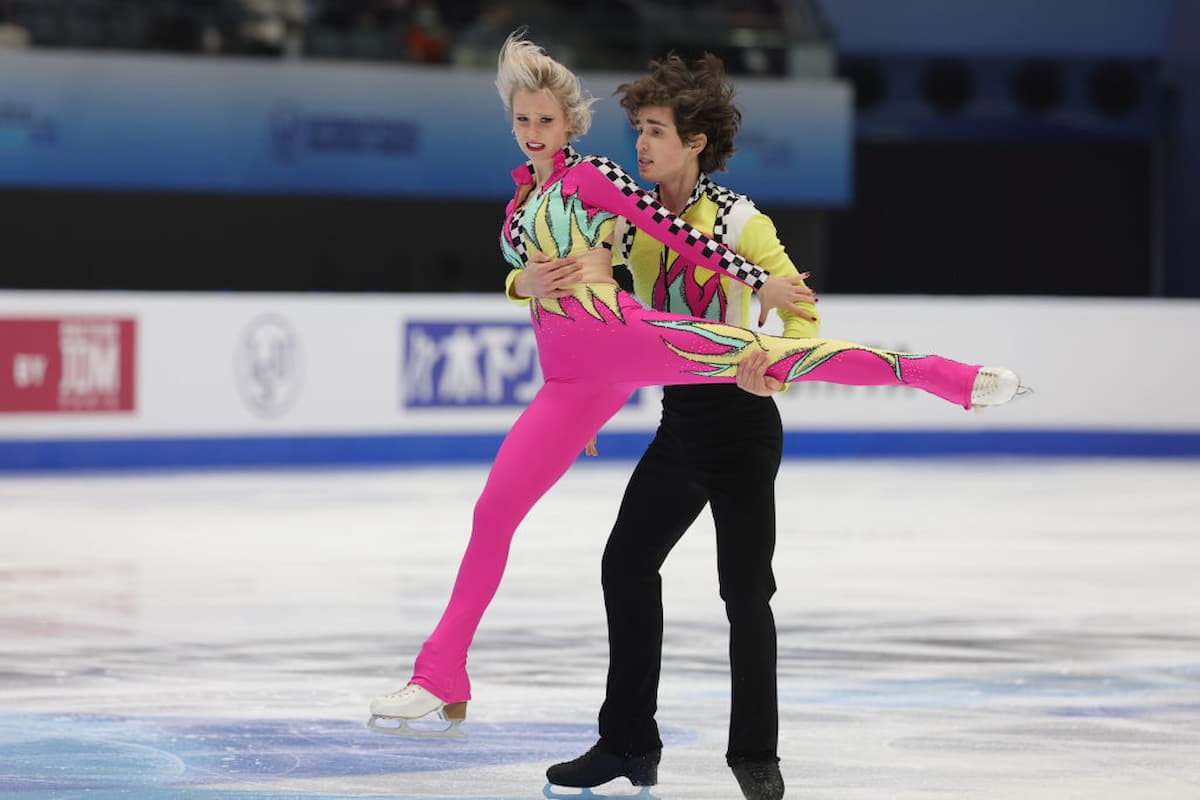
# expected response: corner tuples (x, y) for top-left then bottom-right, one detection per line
(622, 302), (1019, 410)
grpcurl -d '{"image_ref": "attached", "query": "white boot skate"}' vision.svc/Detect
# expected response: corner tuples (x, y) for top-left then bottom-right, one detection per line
(970, 367), (1030, 409)
(367, 683), (467, 738)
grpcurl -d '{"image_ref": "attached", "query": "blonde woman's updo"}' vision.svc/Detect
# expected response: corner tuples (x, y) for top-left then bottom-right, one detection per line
(495, 28), (596, 139)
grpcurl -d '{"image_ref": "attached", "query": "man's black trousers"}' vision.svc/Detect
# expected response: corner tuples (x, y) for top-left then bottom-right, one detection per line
(598, 383), (783, 763)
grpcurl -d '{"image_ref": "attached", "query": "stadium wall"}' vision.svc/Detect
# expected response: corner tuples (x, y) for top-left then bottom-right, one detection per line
(2, 291), (1197, 470)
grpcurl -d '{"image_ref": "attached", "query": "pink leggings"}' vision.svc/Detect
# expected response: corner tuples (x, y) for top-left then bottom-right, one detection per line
(411, 286), (978, 702)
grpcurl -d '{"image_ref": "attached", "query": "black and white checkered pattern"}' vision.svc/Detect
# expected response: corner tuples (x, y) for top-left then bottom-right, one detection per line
(507, 197), (528, 263)
(617, 219), (637, 261)
(582, 157), (768, 291)
(704, 178), (745, 245)
(562, 145), (583, 169)
(621, 174), (712, 259)
(681, 174), (712, 216)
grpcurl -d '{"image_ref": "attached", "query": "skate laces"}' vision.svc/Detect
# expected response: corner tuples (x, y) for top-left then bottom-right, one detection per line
(384, 684), (423, 700)
(971, 366), (1027, 407)
(971, 368), (1002, 403)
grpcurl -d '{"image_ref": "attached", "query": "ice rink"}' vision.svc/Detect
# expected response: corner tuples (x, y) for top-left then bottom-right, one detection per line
(2, 458), (1199, 799)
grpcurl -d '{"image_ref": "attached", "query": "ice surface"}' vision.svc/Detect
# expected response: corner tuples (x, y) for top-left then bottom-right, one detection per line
(1, 459), (1198, 799)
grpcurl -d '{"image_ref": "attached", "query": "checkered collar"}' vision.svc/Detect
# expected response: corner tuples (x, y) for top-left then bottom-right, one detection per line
(510, 144), (583, 186)
(654, 173), (713, 214)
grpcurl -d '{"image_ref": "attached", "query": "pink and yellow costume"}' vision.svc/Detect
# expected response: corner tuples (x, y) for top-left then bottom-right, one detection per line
(410, 146), (980, 704)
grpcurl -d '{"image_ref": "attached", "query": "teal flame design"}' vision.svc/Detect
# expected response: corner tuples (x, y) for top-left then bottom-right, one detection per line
(646, 318), (750, 350)
(646, 318), (925, 382)
(527, 179), (614, 256)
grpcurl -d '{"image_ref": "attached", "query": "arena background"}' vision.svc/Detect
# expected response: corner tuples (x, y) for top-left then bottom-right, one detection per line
(2, 0), (1197, 468)
(2, 4), (1200, 800)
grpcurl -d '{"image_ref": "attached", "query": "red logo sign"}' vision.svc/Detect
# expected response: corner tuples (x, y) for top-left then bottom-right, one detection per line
(0, 317), (136, 413)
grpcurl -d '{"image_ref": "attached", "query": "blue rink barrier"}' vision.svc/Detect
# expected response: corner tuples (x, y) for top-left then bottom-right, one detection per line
(2, 430), (1199, 472)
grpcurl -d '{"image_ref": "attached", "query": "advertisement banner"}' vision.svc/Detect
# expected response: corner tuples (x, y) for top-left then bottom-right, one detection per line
(1, 291), (1198, 468)
(402, 320), (542, 408)
(0, 51), (851, 204)
(0, 317), (136, 414)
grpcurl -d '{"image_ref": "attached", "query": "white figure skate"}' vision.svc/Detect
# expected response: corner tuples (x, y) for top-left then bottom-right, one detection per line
(367, 683), (467, 738)
(971, 367), (1030, 409)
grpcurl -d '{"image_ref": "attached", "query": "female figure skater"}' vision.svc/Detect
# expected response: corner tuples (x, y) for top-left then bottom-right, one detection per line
(368, 30), (1024, 736)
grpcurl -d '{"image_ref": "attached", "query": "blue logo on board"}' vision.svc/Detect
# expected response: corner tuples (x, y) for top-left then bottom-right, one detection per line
(402, 320), (542, 408)
(0, 101), (57, 147)
(269, 102), (419, 163)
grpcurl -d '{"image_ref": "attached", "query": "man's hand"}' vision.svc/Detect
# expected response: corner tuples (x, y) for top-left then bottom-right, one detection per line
(514, 251), (583, 298)
(736, 349), (784, 396)
(584, 436), (598, 457)
(757, 272), (817, 327)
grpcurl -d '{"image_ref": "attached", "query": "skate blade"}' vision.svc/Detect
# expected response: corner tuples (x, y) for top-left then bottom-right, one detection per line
(543, 784), (657, 799)
(368, 713), (465, 739)
(972, 383), (1034, 414)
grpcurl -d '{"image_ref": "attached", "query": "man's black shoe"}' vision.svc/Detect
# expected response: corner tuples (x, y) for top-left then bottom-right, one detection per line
(730, 757), (784, 800)
(546, 744), (661, 787)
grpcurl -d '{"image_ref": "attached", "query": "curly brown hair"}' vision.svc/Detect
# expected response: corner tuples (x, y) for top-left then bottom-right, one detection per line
(616, 53), (742, 174)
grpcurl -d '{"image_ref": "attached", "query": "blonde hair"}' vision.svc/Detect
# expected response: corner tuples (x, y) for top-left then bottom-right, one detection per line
(496, 28), (595, 139)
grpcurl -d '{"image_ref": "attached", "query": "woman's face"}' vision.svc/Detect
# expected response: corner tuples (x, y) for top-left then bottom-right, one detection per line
(511, 89), (571, 164)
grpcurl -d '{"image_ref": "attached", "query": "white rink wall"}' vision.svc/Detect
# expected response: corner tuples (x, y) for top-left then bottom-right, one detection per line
(1, 291), (1198, 469)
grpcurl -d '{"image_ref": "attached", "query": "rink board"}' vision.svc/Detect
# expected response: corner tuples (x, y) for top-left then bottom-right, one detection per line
(1, 291), (1198, 469)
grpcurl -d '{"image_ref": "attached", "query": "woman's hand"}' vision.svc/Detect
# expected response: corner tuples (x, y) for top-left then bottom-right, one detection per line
(757, 272), (817, 326)
(584, 436), (598, 457)
(514, 251), (583, 298)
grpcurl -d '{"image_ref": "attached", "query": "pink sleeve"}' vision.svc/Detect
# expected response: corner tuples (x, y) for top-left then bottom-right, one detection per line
(566, 158), (769, 291)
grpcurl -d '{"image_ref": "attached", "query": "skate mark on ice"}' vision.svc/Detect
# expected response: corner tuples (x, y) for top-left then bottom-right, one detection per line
(0, 711), (618, 792)
(774, 669), (1170, 709)
(544, 783), (658, 799)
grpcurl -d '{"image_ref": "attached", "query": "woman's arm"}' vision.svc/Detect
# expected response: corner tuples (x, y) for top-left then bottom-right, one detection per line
(572, 157), (767, 288)
(571, 158), (812, 316)
(738, 213), (820, 335)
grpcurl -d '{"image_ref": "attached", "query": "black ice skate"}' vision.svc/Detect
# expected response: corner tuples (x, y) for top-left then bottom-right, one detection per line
(730, 757), (784, 800)
(545, 744), (661, 789)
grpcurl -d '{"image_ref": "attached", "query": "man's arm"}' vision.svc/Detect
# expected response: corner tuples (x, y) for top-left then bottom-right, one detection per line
(506, 255), (583, 301)
(736, 348), (784, 396)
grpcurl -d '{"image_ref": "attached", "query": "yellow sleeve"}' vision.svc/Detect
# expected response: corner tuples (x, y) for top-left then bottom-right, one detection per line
(504, 267), (532, 305)
(737, 213), (820, 338)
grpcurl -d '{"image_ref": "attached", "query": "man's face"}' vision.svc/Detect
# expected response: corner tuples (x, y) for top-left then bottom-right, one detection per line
(631, 104), (697, 183)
